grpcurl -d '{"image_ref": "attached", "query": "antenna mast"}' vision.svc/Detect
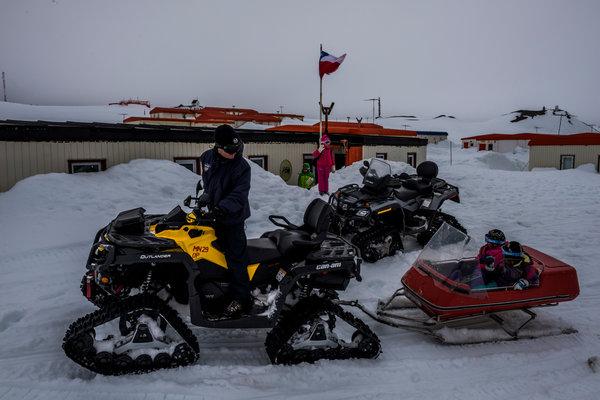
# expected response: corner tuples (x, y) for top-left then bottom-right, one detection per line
(1, 72), (6, 102)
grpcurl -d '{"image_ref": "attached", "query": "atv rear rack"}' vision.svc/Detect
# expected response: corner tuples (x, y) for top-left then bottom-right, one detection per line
(336, 288), (577, 344)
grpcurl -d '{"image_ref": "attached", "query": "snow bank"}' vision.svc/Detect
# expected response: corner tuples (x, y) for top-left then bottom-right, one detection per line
(0, 158), (316, 257)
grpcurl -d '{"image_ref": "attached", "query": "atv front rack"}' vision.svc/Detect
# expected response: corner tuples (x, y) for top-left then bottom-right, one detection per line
(336, 288), (577, 344)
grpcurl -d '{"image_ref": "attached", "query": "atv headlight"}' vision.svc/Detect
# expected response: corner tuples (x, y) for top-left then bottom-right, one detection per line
(356, 209), (370, 217)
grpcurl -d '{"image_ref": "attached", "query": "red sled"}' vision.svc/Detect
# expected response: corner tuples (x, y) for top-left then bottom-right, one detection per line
(400, 245), (580, 321)
(340, 223), (580, 343)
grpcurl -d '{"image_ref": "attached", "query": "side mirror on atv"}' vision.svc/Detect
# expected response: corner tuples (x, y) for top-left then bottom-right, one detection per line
(196, 180), (203, 196)
(363, 160), (370, 168)
(183, 195), (192, 207)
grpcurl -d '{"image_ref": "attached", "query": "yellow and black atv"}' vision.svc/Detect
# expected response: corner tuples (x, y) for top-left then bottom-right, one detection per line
(63, 184), (380, 375)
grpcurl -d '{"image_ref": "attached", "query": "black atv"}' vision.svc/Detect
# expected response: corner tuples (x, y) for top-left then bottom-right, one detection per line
(64, 183), (380, 375)
(329, 158), (466, 262)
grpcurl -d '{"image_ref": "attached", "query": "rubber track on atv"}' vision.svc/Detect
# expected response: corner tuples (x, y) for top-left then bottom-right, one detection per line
(265, 296), (381, 365)
(63, 294), (199, 375)
(417, 212), (467, 247)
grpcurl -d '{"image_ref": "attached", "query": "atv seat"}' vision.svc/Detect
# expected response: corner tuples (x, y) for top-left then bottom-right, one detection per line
(395, 187), (420, 201)
(399, 161), (439, 196)
(401, 179), (433, 196)
(262, 199), (332, 258)
(246, 238), (282, 264)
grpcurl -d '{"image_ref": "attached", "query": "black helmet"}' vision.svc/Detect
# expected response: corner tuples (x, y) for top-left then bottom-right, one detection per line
(502, 241), (523, 260)
(214, 124), (243, 154)
(485, 229), (506, 245)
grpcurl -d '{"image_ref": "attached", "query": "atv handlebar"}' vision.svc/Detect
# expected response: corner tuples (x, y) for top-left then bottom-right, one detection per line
(183, 193), (210, 209)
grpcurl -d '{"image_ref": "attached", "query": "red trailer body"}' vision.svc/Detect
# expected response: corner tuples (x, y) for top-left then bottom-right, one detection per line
(401, 246), (579, 321)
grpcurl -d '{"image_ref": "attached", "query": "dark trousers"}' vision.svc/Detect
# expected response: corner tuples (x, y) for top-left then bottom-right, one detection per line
(215, 222), (251, 305)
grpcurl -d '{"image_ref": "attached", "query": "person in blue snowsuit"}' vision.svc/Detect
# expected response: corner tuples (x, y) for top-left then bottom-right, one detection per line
(200, 124), (252, 317)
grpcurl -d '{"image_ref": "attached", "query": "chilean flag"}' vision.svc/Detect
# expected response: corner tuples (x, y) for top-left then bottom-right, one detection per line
(319, 50), (347, 78)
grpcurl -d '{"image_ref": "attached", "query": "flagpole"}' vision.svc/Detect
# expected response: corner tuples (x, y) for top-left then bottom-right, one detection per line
(319, 44), (323, 144)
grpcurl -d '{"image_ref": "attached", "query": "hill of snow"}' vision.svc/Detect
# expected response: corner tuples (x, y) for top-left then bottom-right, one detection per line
(0, 101), (149, 124)
(381, 107), (595, 142)
(0, 146), (599, 399)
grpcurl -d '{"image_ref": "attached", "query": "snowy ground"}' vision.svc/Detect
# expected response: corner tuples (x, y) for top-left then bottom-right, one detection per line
(1, 144), (600, 399)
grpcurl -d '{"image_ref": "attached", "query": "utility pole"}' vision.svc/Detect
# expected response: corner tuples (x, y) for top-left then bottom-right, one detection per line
(1, 72), (6, 102)
(278, 105), (284, 114)
(364, 97), (380, 123)
(556, 111), (568, 135)
(534, 126), (541, 133)
(402, 124), (410, 130)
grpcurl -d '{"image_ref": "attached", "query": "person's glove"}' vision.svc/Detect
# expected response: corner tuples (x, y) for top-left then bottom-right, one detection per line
(481, 256), (495, 272)
(213, 206), (227, 220)
(513, 278), (529, 290)
(318, 144), (325, 152)
(331, 166), (336, 173)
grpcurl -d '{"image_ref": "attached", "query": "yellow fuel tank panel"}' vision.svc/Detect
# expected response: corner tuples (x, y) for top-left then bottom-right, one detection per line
(152, 224), (263, 281)
(154, 225), (227, 267)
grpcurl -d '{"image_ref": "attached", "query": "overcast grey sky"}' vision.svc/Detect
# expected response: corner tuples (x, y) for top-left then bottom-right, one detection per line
(1, 0), (599, 122)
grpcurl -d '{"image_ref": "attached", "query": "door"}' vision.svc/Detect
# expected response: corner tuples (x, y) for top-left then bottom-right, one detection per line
(478, 143), (486, 151)
(334, 153), (346, 170)
(560, 155), (575, 170)
(346, 146), (363, 166)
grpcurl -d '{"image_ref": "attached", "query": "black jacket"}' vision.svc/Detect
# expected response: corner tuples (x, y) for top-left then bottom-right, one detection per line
(200, 148), (251, 225)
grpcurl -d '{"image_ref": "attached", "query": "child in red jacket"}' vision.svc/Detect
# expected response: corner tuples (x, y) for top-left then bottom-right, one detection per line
(476, 229), (506, 288)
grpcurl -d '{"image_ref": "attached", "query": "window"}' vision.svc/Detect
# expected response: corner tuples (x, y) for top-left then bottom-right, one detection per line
(560, 155), (575, 170)
(174, 157), (200, 173)
(376, 153), (387, 160)
(407, 152), (417, 168)
(487, 143), (494, 151)
(249, 155), (268, 170)
(68, 159), (106, 174)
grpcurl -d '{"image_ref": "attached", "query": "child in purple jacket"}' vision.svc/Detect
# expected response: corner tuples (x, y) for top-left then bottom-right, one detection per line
(500, 241), (540, 290)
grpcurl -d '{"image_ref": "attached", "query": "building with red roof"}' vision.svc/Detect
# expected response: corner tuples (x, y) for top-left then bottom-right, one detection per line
(267, 121), (427, 167)
(528, 133), (600, 171)
(124, 105), (304, 128)
(461, 133), (559, 152)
